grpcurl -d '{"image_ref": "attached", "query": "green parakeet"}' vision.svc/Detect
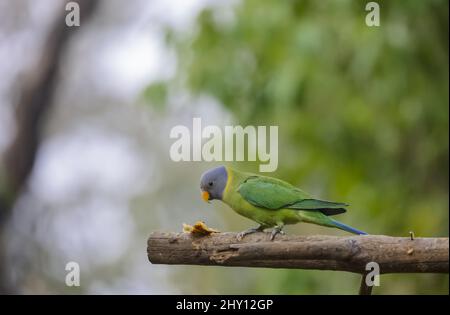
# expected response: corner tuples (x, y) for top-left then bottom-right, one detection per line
(200, 166), (367, 240)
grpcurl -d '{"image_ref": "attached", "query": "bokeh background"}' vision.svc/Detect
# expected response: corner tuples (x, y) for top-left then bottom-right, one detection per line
(0, 0), (448, 294)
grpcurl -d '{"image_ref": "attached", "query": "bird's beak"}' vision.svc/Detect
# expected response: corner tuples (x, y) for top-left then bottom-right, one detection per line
(201, 191), (210, 202)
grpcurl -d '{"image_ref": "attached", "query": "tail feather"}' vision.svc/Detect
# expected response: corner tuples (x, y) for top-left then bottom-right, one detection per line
(330, 219), (368, 235)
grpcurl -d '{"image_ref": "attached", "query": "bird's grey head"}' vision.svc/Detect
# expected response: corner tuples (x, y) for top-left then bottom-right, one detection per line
(200, 166), (228, 201)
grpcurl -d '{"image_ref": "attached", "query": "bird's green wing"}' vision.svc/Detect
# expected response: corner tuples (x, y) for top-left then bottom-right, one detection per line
(237, 176), (348, 216)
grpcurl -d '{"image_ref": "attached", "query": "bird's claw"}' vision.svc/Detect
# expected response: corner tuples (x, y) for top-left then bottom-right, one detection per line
(236, 226), (263, 241)
(269, 227), (284, 241)
(236, 232), (246, 241)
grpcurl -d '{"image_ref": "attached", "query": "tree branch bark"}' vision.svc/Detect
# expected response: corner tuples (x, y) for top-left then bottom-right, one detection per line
(147, 232), (449, 274)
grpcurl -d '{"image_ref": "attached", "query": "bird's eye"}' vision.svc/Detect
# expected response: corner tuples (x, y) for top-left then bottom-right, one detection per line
(208, 182), (213, 187)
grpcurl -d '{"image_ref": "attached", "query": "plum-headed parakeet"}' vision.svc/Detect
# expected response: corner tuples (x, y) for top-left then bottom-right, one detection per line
(200, 166), (367, 240)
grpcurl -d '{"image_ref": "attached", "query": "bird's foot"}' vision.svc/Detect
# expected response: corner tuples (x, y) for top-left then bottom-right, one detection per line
(237, 226), (264, 241)
(269, 226), (285, 241)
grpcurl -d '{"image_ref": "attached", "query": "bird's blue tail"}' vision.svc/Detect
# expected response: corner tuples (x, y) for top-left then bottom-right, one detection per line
(330, 219), (368, 235)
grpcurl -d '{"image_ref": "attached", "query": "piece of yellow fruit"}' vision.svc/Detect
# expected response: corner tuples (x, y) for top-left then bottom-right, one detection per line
(182, 221), (219, 236)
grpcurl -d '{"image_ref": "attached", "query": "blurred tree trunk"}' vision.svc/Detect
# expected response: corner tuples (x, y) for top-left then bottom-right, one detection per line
(0, 0), (99, 294)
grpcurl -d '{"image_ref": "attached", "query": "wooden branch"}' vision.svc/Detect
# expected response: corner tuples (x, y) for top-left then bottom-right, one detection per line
(147, 232), (449, 274)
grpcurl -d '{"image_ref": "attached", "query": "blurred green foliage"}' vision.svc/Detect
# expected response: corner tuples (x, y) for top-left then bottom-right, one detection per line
(148, 0), (449, 294)
(141, 82), (168, 111)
